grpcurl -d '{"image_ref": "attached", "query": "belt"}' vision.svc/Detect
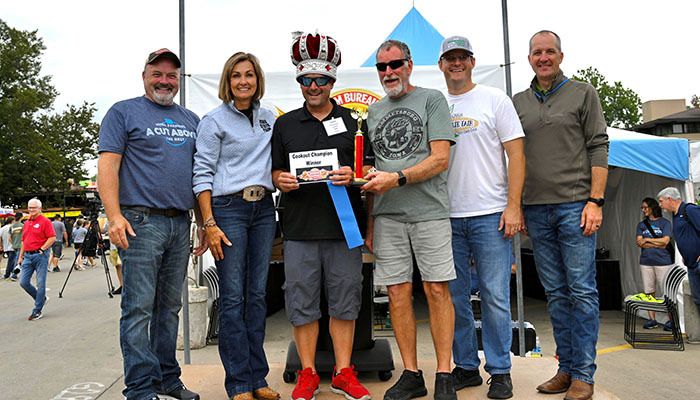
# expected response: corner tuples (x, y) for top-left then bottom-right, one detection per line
(25, 249), (43, 254)
(233, 185), (270, 202)
(123, 206), (187, 217)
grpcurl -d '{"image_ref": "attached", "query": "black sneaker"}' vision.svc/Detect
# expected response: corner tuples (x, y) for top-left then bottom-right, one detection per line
(112, 286), (122, 295)
(487, 374), (513, 399)
(158, 384), (200, 400)
(28, 312), (43, 321)
(384, 370), (428, 400)
(53, 266), (60, 272)
(434, 373), (457, 400)
(451, 366), (483, 390)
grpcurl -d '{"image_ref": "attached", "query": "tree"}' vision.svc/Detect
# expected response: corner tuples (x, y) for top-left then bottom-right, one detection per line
(0, 19), (98, 206)
(691, 94), (700, 108)
(572, 67), (642, 129)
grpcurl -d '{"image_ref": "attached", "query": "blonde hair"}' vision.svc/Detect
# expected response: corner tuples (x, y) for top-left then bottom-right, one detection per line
(218, 52), (265, 104)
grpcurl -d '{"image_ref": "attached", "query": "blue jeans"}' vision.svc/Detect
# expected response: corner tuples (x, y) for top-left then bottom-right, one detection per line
(4, 250), (17, 278)
(687, 260), (700, 311)
(449, 213), (512, 375)
(118, 209), (191, 400)
(19, 252), (49, 314)
(212, 195), (276, 397)
(524, 201), (598, 384)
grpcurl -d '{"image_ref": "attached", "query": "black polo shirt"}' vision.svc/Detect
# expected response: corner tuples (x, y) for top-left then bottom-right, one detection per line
(272, 100), (374, 240)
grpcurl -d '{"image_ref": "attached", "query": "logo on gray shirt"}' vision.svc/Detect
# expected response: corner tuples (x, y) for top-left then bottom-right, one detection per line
(372, 107), (423, 160)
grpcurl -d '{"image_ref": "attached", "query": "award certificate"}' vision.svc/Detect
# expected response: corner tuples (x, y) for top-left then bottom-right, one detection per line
(290, 149), (339, 184)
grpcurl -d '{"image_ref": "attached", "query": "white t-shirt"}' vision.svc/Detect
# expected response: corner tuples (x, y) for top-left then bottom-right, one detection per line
(0, 224), (12, 250)
(446, 84), (525, 217)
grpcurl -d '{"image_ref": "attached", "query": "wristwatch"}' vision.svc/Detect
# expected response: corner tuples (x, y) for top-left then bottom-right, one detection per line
(587, 197), (605, 207)
(396, 170), (407, 187)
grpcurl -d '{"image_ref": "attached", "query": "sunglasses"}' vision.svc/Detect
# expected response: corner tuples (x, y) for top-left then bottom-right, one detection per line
(375, 58), (408, 72)
(296, 76), (333, 87)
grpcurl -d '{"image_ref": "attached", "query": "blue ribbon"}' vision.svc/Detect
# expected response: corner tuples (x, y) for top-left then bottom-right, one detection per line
(326, 182), (364, 249)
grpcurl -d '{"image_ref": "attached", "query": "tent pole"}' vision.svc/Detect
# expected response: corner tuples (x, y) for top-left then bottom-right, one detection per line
(501, 0), (523, 357)
(179, 0), (191, 366)
(501, 0), (513, 97)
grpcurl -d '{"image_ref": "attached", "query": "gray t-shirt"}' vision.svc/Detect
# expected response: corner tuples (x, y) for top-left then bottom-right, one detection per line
(52, 221), (66, 243)
(72, 227), (87, 244)
(98, 96), (200, 211)
(367, 87), (455, 222)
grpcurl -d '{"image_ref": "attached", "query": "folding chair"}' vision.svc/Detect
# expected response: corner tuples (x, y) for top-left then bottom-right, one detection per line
(624, 265), (687, 350)
(202, 265), (220, 344)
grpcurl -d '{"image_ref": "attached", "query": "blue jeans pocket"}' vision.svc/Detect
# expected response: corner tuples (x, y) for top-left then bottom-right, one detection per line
(212, 195), (234, 208)
(122, 209), (147, 228)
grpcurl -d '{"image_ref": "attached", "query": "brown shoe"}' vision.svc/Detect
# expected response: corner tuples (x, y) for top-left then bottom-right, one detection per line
(254, 387), (281, 400)
(536, 371), (571, 394)
(564, 380), (594, 400)
(232, 392), (254, 400)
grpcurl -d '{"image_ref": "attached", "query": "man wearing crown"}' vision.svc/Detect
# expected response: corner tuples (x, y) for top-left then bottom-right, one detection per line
(271, 32), (373, 400)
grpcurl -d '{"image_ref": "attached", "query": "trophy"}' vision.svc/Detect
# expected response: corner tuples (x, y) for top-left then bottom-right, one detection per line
(350, 108), (368, 184)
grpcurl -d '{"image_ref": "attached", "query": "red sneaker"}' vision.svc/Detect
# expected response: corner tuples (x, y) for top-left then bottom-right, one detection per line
(292, 368), (320, 400)
(331, 366), (371, 400)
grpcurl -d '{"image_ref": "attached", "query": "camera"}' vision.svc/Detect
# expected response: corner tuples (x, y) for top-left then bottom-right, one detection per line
(84, 192), (103, 220)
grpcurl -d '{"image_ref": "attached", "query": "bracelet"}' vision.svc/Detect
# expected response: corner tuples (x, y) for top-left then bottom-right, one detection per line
(203, 216), (216, 227)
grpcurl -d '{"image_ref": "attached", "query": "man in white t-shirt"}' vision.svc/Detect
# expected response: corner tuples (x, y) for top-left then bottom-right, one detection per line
(438, 35), (525, 400)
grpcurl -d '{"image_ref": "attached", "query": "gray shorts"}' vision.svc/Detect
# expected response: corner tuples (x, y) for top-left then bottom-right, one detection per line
(283, 240), (363, 326)
(51, 242), (63, 257)
(373, 216), (455, 285)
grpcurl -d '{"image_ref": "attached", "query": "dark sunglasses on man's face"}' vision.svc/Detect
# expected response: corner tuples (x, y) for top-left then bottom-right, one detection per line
(375, 59), (408, 72)
(296, 76), (333, 87)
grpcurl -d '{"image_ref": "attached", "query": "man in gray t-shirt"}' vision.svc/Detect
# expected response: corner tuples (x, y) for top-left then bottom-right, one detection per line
(362, 39), (457, 400)
(49, 215), (67, 272)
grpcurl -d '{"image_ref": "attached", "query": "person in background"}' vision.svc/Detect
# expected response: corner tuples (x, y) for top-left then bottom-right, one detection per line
(193, 51), (279, 400)
(7, 212), (24, 281)
(49, 214), (68, 272)
(17, 198), (56, 321)
(635, 197), (674, 330)
(1, 216), (17, 280)
(101, 220), (123, 294)
(71, 219), (87, 270)
(657, 187), (700, 314)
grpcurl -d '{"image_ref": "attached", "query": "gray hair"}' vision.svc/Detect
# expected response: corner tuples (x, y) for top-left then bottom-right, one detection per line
(529, 30), (562, 52)
(375, 39), (412, 62)
(28, 198), (42, 208)
(657, 187), (682, 201)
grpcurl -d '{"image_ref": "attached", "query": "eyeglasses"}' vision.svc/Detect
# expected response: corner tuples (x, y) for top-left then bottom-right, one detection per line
(296, 76), (333, 87)
(375, 59), (408, 72)
(441, 53), (472, 63)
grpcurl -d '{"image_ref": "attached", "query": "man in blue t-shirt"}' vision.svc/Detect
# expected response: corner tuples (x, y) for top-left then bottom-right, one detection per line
(97, 48), (206, 400)
(658, 187), (700, 312)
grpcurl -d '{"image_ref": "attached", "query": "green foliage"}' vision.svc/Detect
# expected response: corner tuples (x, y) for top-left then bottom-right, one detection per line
(0, 19), (98, 206)
(572, 67), (642, 129)
(691, 94), (700, 108)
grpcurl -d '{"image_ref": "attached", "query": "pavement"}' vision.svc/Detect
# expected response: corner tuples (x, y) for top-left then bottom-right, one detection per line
(2, 254), (700, 399)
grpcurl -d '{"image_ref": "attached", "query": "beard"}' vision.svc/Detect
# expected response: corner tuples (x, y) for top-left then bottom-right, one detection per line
(381, 76), (405, 98)
(148, 84), (176, 106)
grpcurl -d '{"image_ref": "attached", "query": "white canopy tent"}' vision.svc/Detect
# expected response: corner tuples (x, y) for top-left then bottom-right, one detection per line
(186, 65), (505, 118)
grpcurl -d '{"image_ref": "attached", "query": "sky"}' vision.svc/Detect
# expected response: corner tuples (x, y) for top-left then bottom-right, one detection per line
(3, 0), (699, 124)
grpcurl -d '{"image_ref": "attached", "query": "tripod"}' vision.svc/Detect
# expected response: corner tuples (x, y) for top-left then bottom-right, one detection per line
(59, 219), (115, 298)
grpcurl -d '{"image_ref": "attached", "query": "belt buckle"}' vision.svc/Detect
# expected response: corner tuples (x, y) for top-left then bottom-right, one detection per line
(242, 185), (265, 202)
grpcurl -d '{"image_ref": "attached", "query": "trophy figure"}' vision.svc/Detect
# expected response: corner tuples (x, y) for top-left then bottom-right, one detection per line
(351, 108), (369, 184)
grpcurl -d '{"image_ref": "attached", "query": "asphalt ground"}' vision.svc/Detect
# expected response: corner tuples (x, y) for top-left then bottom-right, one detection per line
(2, 254), (700, 399)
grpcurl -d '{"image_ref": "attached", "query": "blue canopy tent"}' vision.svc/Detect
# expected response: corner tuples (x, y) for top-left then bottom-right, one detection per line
(593, 128), (691, 299)
(361, 7), (445, 67)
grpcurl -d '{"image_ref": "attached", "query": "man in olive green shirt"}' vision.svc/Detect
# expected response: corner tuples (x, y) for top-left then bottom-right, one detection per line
(512, 30), (608, 400)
